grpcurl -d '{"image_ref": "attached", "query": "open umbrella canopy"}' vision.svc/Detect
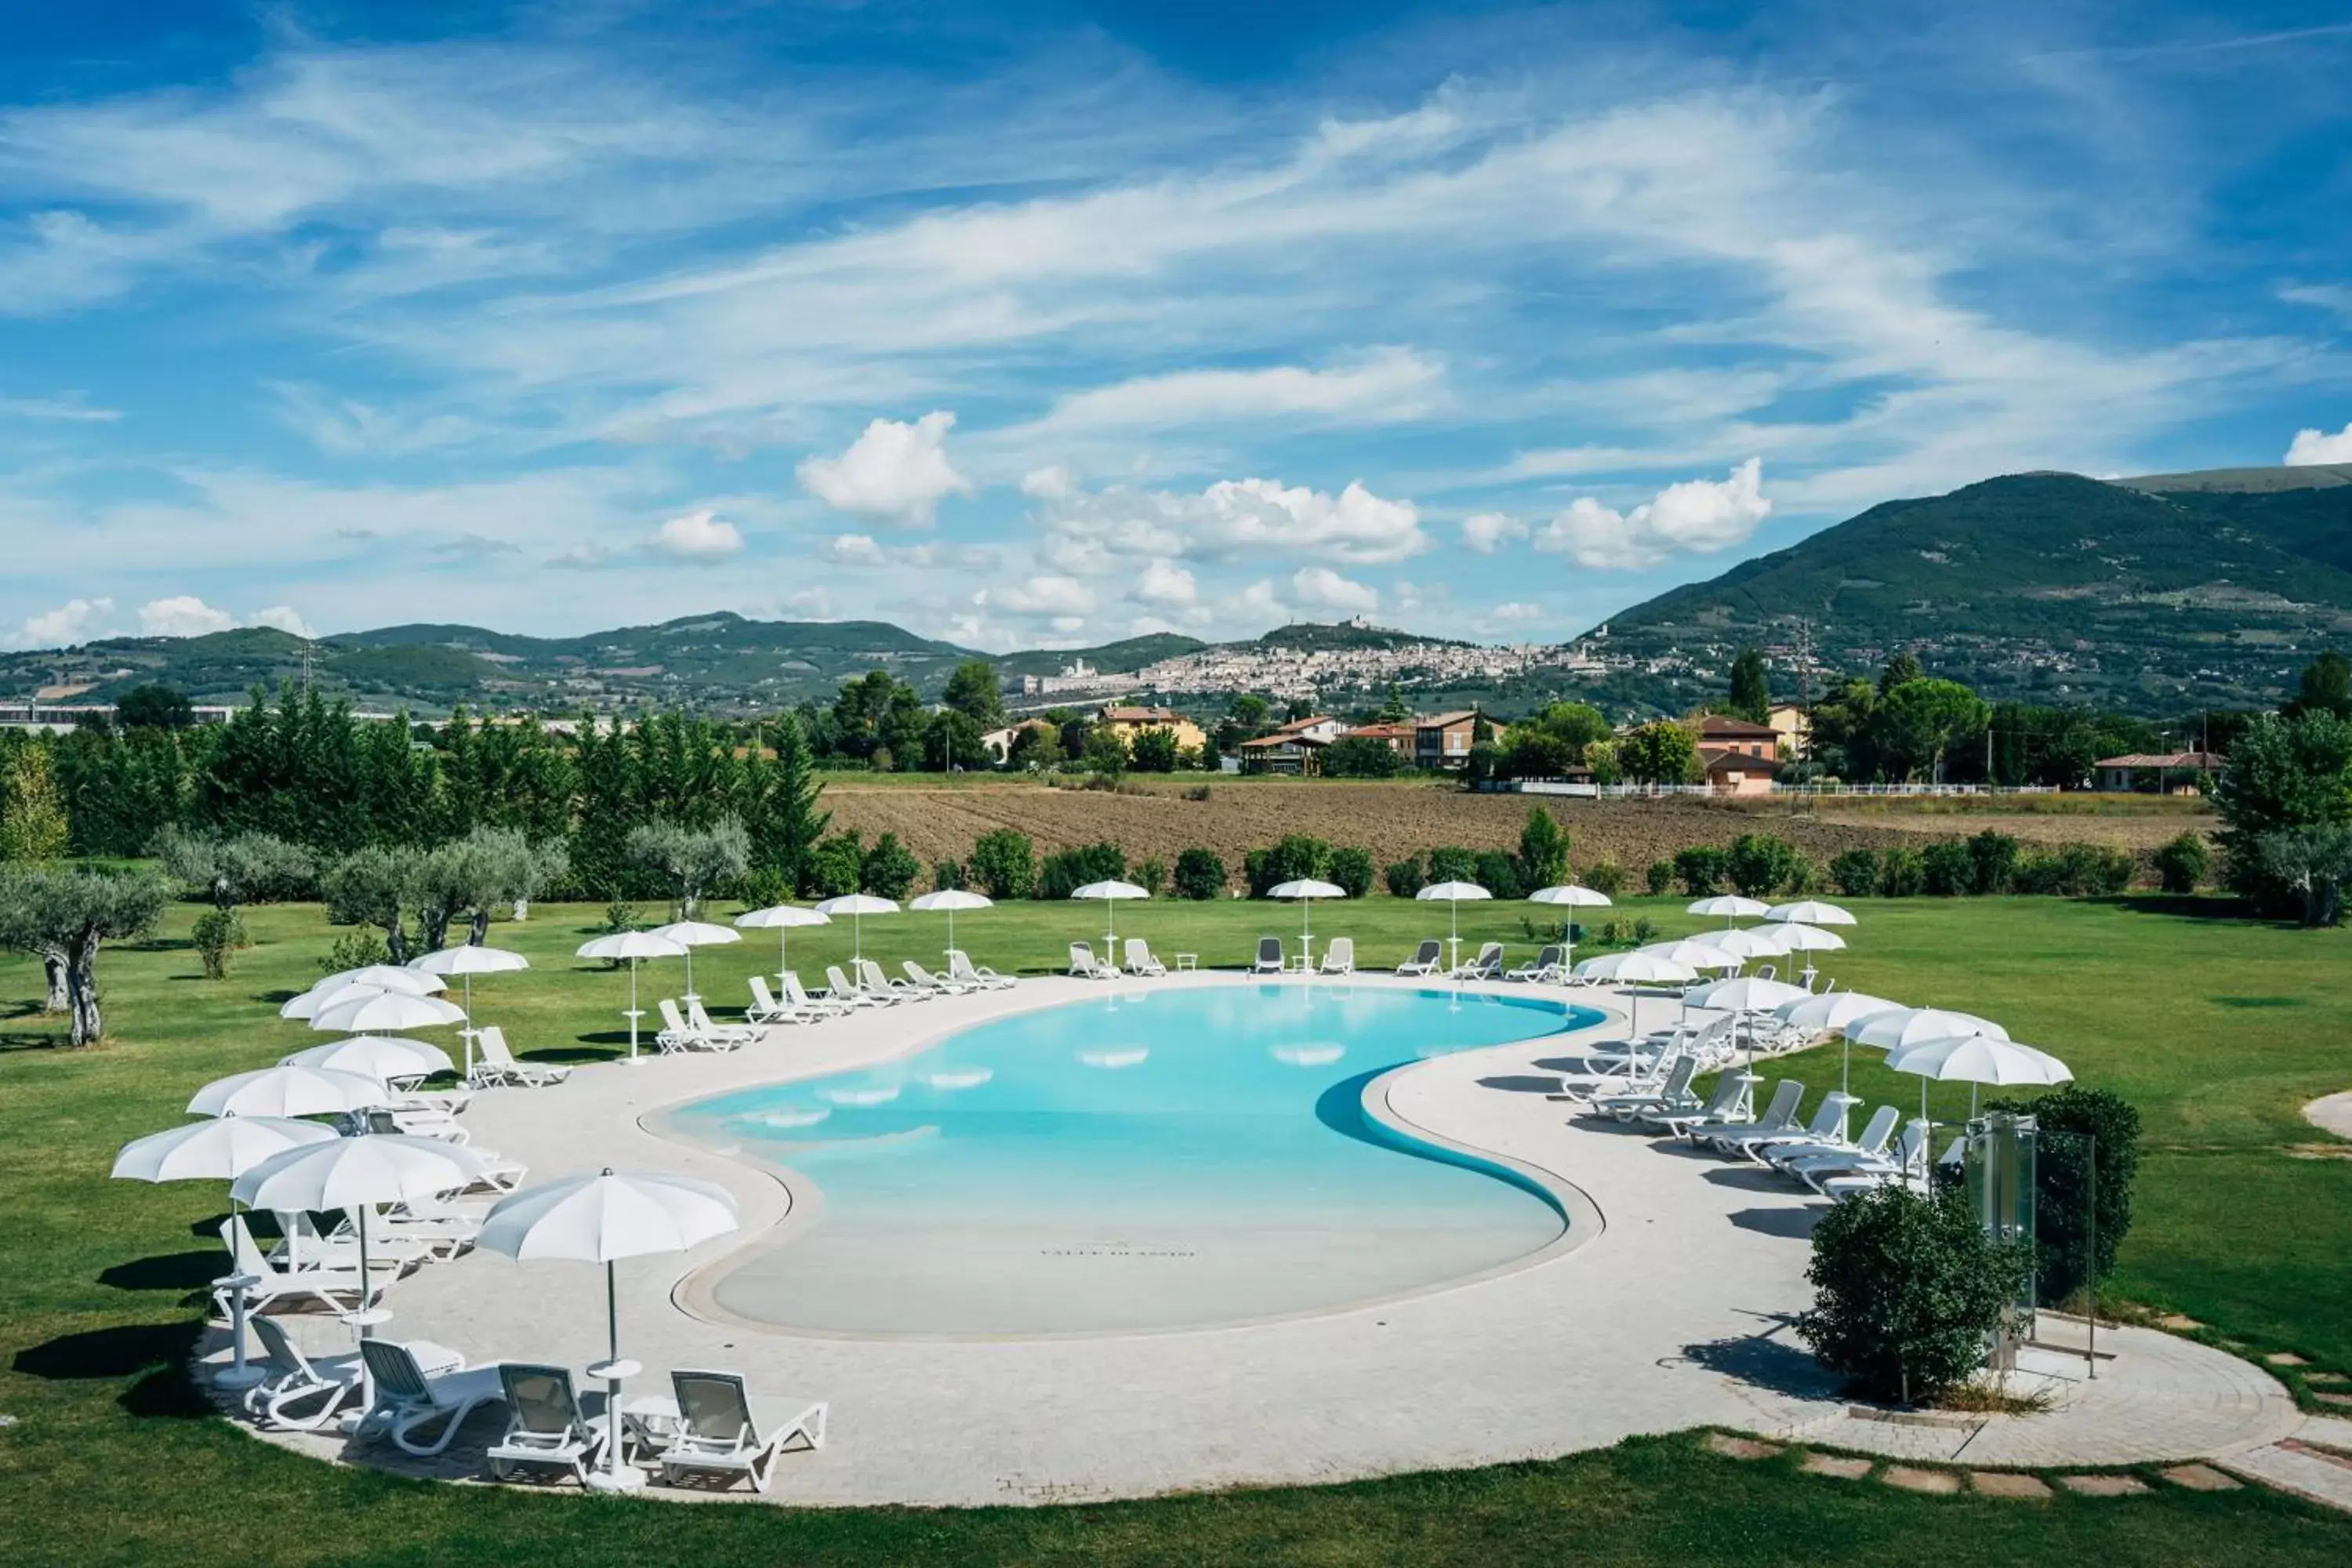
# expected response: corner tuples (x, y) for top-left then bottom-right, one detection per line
(1529, 884), (1612, 907)
(1416, 880), (1491, 902)
(1687, 895), (1769, 920)
(813, 895), (901, 917)
(189, 1064), (387, 1119)
(909, 890), (993, 913)
(735, 904), (831, 931)
(1266, 879), (1346, 900)
(280, 970), (443, 1020)
(577, 931), (689, 961)
(310, 989), (468, 1035)
(1575, 950), (1699, 984)
(408, 945), (531, 978)
(1769, 921), (1848, 953)
(281, 1035), (455, 1083)
(480, 1169), (740, 1264)
(1694, 927), (1792, 960)
(1639, 939), (1745, 971)
(231, 1131), (488, 1211)
(1686, 975), (1810, 1013)
(1067, 881), (1146, 902)
(1846, 1007), (2010, 1050)
(1766, 899), (1858, 927)
(1776, 991), (1901, 1033)
(1886, 1034), (2072, 1086)
(113, 1115), (337, 1183)
(651, 920), (742, 949)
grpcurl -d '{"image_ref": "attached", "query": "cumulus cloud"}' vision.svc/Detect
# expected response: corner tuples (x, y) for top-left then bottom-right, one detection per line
(1034, 475), (1426, 570)
(1131, 558), (1198, 609)
(981, 574), (1097, 619)
(648, 508), (742, 559)
(780, 586), (837, 619)
(1534, 459), (1772, 570)
(822, 532), (994, 571)
(1019, 464), (1077, 500)
(1461, 512), (1526, 554)
(2286, 422), (2352, 465)
(797, 411), (973, 526)
(1290, 565), (1378, 614)
(249, 605), (317, 637)
(1018, 349), (1445, 436)
(1472, 601), (1546, 635)
(138, 596), (238, 637)
(13, 596), (114, 648)
(546, 545), (612, 570)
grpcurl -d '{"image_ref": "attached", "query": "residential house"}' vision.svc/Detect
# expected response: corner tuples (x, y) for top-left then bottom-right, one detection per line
(980, 717), (1060, 766)
(1414, 711), (1481, 769)
(1238, 714), (1344, 775)
(1766, 702), (1811, 760)
(1094, 703), (1208, 754)
(2092, 751), (2222, 794)
(1699, 746), (1784, 796)
(1343, 721), (1416, 757)
(1692, 713), (1780, 762)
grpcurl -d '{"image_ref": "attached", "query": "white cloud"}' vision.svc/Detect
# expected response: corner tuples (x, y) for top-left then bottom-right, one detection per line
(546, 545), (612, 571)
(1461, 512), (1526, 554)
(1014, 349), (1445, 437)
(1035, 475), (1427, 571)
(248, 605), (316, 637)
(824, 533), (889, 566)
(1472, 601), (1547, 635)
(1020, 464), (1077, 500)
(2285, 422), (2352, 465)
(1290, 565), (1377, 614)
(796, 412), (973, 526)
(13, 596), (114, 648)
(982, 574), (1097, 619)
(137, 595), (237, 637)
(780, 586), (837, 619)
(648, 508), (743, 559)
(1534, 459), (1773, 570)
(1236, 579), (1290, 624)
(1131, 559), (1198, 609)
(0, 392), (120, 422)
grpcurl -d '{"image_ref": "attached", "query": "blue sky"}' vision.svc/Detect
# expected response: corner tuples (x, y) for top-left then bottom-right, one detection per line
(3, 1), (2350, 652)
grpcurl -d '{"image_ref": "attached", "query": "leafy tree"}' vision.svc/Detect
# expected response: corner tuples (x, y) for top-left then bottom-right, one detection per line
(0, 866), (169, 1044)
(2285, 650), (2352, 720)
(2151, 832), (2209, 895)
(1645, 859), (1674, 895)
(1966, 829), (2020, 895)
(1171, 847), (1225, 900)
(1374, 683), (1410, 724)
(1007, 723), (1063, 771)
(860, 831), (920, 899)
(1133, 858), (1167, 898)
(1671, 845), (1728, 896)
(1726, 648), (1771, 724)
(1725, 833), (1801, 898)
(1584, 861), (1627, 896)
(2213, 712), (2352, 913)
(1081, 725), (1131, 775)
(1987, 1087), (2140, 1308)
(931, 858), (965, 892)
(746, 713), (829, 894)
(434, 827), (568, 944)
(1618, 721), (1700, 785)
(1244, 835), (1330, 895)
(2256, 824), (2352, 926)
(1877, 846), (1926, 897)
(1472, 849), (1523, 900)
(1327, 846), (1375, 900)
(969, 829), (1036, 900)
(0, 742), (71, 862)
(1515, 807), (1569, 891)
(1797, 1183), (2031, 1403)
(1875, 678), (1990, 783)
(1919, 840), (1974, 896)
(1427, 846), (1477, 884)
(1878, 650), (1925, 694)
(1382, 853), (1425, 898)
(941, 659), (1005, 727)
(921, 709), (989, 772)
(1320, 736), (1405, 778)
(154, 826), (315, 909)
(1806, 677), (1880, 781)
(1828, 848), (1880, 898)
(1039, 841), (1127, 901)
(1127, 726), (1181, 774)
(191, 907), (248, 980)
(805, 831), (866, 898)
(626, 817), (750, 918)
(114, 684), (196, 729)
(321, 845), (420, 963)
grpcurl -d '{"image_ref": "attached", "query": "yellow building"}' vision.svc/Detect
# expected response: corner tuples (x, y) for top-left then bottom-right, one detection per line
(1094, 703), (1207, 754)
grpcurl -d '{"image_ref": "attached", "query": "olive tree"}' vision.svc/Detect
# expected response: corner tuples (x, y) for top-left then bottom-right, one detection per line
(0, 867), (169, 1044)
(626, 817), (750, 918)
(153, 825), (315, 910)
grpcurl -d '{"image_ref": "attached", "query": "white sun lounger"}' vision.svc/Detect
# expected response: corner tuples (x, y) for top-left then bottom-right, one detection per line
(1589, 1055), (1700, 1122)
(1791, 1118), (1926, 1193)
(1689, 1080), (1805, 1148)
(471, 1025), (572, 1088)
(1069, 942), (1113, 978)
(1251, 937), (1285, 974)
(781, 971), (852, 1016)
(216, 1214), (371, 1319)
(1450, 942), (1504, 980)
(823, 964), (891, 1007)
(1123, 938), (1167, 977)
(746, 975), (811, 1025)
(1319, 937), (1356, 975)
(488, 1363), (608, 1485)
(1507, 945), (1566, 982)
(1767, 1104), (1900, 1174)
(856, 958), (922, 1003)
(358, 1338), (509, 1457)
(1644, 1070), (1758, 1134)
(947, 950), (1014, 990)
(1395, 939), (1443, 976)
(658, 1369), (827, 1494)
(1718, 1092), (1857, 1162)
(689, 997), (760, 1047)
(902, 959), (971, 995)
(243, 1314), (371, 1431)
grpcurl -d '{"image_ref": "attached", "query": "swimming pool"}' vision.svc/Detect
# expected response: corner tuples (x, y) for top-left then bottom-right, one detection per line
(663, 983), (1599, 1337)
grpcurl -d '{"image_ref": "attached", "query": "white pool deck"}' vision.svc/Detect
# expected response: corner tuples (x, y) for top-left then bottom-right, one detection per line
(215, 972), (2324, 1505)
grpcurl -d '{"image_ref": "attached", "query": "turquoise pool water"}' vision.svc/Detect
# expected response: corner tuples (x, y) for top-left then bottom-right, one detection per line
(665, 984), (1596, 1336)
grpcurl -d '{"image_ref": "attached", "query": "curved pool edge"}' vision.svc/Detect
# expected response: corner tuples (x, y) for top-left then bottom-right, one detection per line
(658, 974), (1623, 1345)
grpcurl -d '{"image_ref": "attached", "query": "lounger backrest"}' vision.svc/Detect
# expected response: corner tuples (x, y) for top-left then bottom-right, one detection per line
(1697, 1073), (1746, 1118)
(673, 1369), (755, 1445)
(857, 960), (891, 989)
(1798, 1098), (1848, 1140)
(749, 976), (778, 1012)
(1755, 1080), (1804, 1131)
(1853, 1105), (1900, 1156)
(500, 1363), (581, 1436)
(359, 1338), (429, 1402)
(1475, 942), (1501, 967)
(1257, 937), (1282, 963)
(479, 1026), (514, 1065)
(1068, 942), (1093, 971)
(1327, 937), (1353, 962)
(1657, 1056), (1697, 1098)
(1893, 1120), (1929, 1169)
(1125, 938), (1149, 966)
(782, 972), (814, 1004)
(947, 951), (978, 982)
(1537, 945), (1563, 967)
(659, 998), (688, 1032)
(249, 1312), (308, 1377)
(825, 966), (856, 995)
(223, 1214), (270, 1277)
(1413, 940), (1439, 964)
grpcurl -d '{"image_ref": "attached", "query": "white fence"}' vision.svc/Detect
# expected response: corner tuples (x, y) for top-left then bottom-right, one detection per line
(1488, 779), (2063, 799)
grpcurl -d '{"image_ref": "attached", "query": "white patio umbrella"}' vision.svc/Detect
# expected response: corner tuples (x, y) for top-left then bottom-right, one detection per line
(478, 1169), (741, 1492)
(1886, 1033), (2071, 1123)
(190, 1064), (387, 1119)
(1068, 880), (1148, 962)
(1529, 882), (1612, 978)
(1845, 1007), (2010, 1051)
(1415, 880), (1490, 973)
(408, 946), (531, 1080)
(576, 931), (689, 1060)
(281, 1035), (455, 1085)
(232, 1134), (488, 1341)
(112, 1113), (340, 1386)
(812, 894), (900, 964)
(1686, 974), (1811, 1069)
(1267, 878), (1346, 967)
(279, 968), (443, 1021)
(1687, 894), (1769, 926)
(735, 904), (829, 982)
(1767, 920), (1847, 988)
(650, 920), (742, 1004)
(1639, 938), (1745, 971)
(1695, 926), (1792, 962)
(310, 988), (467, 1036)
(909, 889), (993, 958)
(1766, 899), (1858, 927)
(1574, 949), (1697, 1037)
(1775, 990), (1901, 1094)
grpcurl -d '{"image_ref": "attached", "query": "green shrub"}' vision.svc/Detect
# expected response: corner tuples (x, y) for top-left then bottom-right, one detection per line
(1646, 859), (1674, 896)
(1967, 829), (2020, 895)
(1327, 846), (1375, 900)
(1182, 783), (1214, 802)
(1515, 807), (1569, 890)
(320, 928), (391, 975)
(1427, 845), (1477, 884)
(1877, 846), (1925, 898)
(1919, 840), (1973, 895)
(1245, 835), (1330, 896)
(806, 831), (866, 898)
(1584, 860), (1627, 897)
(1797, 1183), (2032, 1403)
(860, 832), (920, 899)
(1672, 845), (1728, 896)
(1472, 849), (1524, 899)
(930, 858), (965, 893)
(2151, 832), (2210, 894)
(736, 867), (790, 908)
(190, 907), (248, 981)
(1828, 848), (1879, 898)
(969, 829), (1036, 900)
(1171, 848), (1225, 900)
(1987, 1087), (2141, 1308)
(2013, 843), (2136, 897)
(1726, 833), (1802, 898)
(1383, 853), (1426, 898)
(1040, 841), (1127, 901)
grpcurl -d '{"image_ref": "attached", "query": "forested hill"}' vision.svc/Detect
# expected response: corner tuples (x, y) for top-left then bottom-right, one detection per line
(1598, 470), (2352, 709)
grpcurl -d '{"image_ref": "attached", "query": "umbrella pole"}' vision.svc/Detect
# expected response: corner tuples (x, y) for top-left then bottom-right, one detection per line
(684, 946), (695, 1005)
(779, 927), (789, 986)
(1449, 899), (1459, 975)
(627, 959), (640, 1060)
(462, 975), (475, 1081)
(603, 1258), (627, 1484)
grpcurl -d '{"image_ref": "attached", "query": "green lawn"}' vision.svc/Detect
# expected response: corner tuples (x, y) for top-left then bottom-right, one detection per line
(2, 892), (2349, 1564)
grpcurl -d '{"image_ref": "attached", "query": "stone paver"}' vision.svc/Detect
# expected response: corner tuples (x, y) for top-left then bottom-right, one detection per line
(2267, 1352), (2310, 1367)
(1801, 1452), (1874, 1479)
(2056, 1473), (2151, 1497)
(2220, 1442), (2352, 1512)
(196, 973), (2312, 1507)
(2156, 1314), (2202, 1331)
(2303, 1090), (2352, 1141)
(1970, 1471), (2053, 1500)
(2314, 1392), (2352, 1410)
(2159, 1464), (2241, 1491)
(1705, 1434), (1782, 1461)
(1882, 1466), (1962, 1494)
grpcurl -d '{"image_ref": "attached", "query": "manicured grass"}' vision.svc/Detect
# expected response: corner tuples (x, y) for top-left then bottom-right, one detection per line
(2, 893), (2348, 1563)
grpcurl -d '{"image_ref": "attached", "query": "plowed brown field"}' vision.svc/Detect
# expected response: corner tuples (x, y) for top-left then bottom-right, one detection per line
(816, 779), (2158, 877)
